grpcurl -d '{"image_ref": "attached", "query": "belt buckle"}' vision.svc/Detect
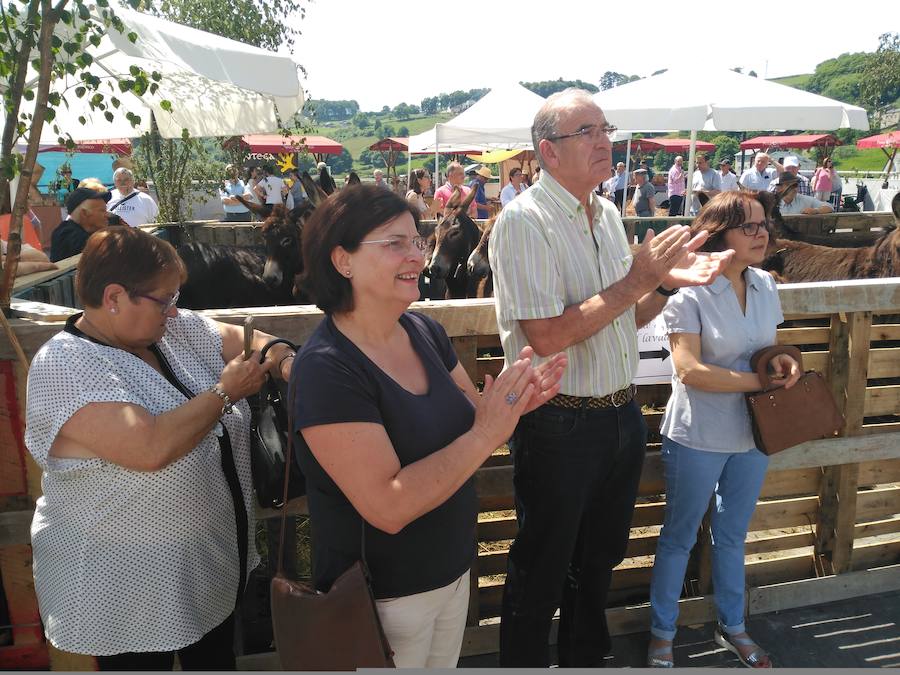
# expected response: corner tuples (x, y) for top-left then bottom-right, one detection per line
(611, 385), (632, 408)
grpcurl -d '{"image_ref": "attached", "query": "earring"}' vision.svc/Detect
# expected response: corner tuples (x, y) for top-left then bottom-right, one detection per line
(110, 307), (119, 314)
(344, 270), (352, 278)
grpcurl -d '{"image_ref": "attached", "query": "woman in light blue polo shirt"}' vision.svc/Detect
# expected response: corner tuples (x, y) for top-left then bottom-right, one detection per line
(647, 191), (801, 669)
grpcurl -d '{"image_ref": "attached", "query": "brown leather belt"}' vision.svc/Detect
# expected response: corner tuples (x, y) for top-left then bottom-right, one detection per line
(546, 385), (637, 410)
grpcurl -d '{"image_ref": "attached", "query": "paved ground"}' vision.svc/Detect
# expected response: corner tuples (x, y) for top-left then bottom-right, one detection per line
(459, 590), (900, 668)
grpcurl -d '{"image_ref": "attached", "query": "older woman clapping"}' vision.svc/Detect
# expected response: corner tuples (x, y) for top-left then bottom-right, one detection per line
(291, 185), (566, 668)
(25, 227), (296, 670)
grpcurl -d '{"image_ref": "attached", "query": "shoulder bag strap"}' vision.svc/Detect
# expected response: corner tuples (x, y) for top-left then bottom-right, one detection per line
(107, 190), (141, 212)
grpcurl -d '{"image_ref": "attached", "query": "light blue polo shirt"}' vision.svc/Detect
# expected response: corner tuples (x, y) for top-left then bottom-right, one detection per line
(659, 267), (784, 453)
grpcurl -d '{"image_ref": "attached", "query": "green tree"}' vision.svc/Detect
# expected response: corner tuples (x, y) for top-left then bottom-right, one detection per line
(522, 79), (599, 97)
(150, 0), (307, 53)
(373, 118), (382, 133)
(382, 124), (395, 138)
(860, 32), (900, 125)
(397, 125), (409, 138)
(353, 112), (370, 129)
(599, 71), (631, 90)
(0, 0), (160, 306)
(711, 135), (740, 167)
(327, 148), (353, 174)
(652, 150), (671, 172)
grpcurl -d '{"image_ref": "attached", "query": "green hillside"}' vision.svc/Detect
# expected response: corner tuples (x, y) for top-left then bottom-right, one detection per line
(771, 73), (812, 88)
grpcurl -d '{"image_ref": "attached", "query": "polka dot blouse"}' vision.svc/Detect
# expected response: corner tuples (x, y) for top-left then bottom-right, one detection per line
(25, 309), (259, 656)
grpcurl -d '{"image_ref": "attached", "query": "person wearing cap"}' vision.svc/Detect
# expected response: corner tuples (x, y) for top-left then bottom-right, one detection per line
(718, 158), (739, 192)
(220, 164), (252, 223)
(767, 156), (810, 196)
(50, 186), (112, 262)
(55, 164), (80, 204)
(433, 161), (478, 217)
(775, 175), (833, 215)
(468, 166), (494, 219)
(108, 167), (159, 228)
(690, 153), (722, 216)
(667, 156), (686, 216)
(632, 168), (656, 217)
(739, 152), (783, 192)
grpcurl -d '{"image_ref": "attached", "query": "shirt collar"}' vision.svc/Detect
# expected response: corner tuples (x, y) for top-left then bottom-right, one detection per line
(708, 269), (762, 295)
(539, 170), (600, 222)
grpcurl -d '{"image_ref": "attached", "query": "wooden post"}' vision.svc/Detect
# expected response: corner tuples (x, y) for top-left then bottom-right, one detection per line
(450, 336), (479, 384)
(815, 311), (872, 575)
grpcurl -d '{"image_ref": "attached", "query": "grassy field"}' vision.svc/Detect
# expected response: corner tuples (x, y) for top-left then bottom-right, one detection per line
(832, 146), (892, 171)
(771, 73), (813, 88)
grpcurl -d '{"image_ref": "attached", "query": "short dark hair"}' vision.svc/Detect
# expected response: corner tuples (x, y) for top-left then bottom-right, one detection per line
(300, 184), (419, 314)
(76, 227), (187, 308)
(509, 167), (522, 178)
(691, 190), (776, 253)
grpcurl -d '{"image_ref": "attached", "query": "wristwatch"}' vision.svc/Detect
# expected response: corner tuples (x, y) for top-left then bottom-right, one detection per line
(656, 285), (679, 297)
(210, 383), (234, 415)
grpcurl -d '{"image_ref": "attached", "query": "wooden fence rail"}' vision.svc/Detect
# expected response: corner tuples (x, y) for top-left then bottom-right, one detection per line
(1, 279), (899, 668)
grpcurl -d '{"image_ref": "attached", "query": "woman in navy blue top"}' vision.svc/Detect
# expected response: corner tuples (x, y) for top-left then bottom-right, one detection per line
(291, 184), (566, 668)
(647, 191), (801, 669)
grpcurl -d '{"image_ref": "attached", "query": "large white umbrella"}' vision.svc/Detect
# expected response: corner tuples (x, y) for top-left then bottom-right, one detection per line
(10, 5), (305, 143)
(593, 68), (869, 214)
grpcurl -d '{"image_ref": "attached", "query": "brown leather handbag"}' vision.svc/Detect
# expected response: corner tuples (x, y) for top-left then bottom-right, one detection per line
(269, 377), (395, 670)
(745, 345), (844, 455)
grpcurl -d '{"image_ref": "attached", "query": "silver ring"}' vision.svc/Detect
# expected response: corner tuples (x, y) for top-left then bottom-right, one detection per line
(505, 392), (518, 405)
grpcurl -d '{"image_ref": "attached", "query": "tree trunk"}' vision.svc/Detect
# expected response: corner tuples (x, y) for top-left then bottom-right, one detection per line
(0, 0), (58, 311)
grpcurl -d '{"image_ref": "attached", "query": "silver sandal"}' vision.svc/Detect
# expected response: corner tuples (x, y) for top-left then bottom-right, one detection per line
(647, 643), (674, 668)
(714, 628), (772, 668)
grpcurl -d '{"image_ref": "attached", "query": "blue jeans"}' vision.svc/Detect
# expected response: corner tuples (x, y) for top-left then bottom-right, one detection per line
(499, 399), (647, 667)
(649, 437), (769, 640)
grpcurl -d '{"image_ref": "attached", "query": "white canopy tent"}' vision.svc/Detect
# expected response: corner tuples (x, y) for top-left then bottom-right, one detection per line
(7, 5), (305, 144)
(593, 68), (869, 214)
(407, 83), (546, 182)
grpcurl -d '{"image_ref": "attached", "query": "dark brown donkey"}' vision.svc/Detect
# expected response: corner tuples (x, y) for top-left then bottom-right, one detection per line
(427, 186), (483, 298)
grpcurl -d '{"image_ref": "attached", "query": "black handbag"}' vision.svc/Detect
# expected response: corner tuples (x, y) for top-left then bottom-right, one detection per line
(248, 338), (305, 508)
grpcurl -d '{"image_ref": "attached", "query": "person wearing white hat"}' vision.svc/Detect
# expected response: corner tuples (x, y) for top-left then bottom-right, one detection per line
(768, 156), (810, 195)
(468, 166), (494, 219)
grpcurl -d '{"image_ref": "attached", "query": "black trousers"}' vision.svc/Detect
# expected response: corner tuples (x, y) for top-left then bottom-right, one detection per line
(668, 194), (684, 217)
(95, 614), (235, 671)
(613, 189), (625, 210)
(499, 400), (647, 667)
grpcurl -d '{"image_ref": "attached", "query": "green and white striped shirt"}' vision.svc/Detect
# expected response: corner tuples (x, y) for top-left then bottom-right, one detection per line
(489, 171), (639, 397)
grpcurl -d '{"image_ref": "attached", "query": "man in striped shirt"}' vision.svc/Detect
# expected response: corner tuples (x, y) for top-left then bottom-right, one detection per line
(490, 88), (733, 668)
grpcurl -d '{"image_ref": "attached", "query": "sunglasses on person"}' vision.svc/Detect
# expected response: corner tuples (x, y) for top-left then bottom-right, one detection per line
(724, 220), (772, 237)
(546, 124), (618, 143)
(358, 235), (428, 255)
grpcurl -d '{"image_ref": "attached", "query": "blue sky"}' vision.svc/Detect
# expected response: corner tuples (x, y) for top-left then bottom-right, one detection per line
(294, 0), (896, 112)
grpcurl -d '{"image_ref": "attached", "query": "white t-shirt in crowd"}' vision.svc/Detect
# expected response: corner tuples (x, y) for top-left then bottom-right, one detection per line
(108, 189), (159, 227)
(718, 171), (739, 192)
(257, 176), (285, 205)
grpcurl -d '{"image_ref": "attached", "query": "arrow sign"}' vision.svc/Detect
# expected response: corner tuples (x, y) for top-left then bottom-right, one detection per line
(640, 346), (670, 361)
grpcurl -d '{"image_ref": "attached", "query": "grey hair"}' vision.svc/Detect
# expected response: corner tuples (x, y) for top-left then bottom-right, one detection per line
(531, 88), (597, 170)
(113, 167), (134, 180)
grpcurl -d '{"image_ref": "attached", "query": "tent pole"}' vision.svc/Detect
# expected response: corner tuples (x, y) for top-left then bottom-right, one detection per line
(740, 132), (746, 174)
(685, 130), (698, 217)
(622, 139), (632, 218)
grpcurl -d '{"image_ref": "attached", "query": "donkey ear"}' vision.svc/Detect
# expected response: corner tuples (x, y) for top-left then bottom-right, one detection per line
(460, 182), (478, 210)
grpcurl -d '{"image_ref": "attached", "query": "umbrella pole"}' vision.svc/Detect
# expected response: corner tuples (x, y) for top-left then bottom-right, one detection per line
(622, 139), (632, 218)
(685, 130), (698, 217)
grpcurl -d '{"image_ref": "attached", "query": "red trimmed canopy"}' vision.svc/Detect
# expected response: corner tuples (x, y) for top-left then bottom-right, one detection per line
(39, 138), (132, 155)
(369, 137), (409, 152)
(856, 131), (900, 149)
(740, 134), (841, 151)
(229, 134), (343, 155)
(612, 138), (716, 154)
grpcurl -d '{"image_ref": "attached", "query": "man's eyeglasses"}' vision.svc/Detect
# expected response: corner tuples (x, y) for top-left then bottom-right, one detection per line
(359, 235), (428, 255)
(546, 124), (618, 143)
(135, 289), (180, 314)
(725, 220), (772, 237)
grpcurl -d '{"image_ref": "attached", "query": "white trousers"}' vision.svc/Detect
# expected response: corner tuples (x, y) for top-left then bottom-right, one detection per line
(375, 570), (470, 668)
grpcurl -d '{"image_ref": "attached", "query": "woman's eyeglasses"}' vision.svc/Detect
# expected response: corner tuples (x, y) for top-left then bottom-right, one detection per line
(359, 235), (428, 255)
(725, 220), (772, 237)
(135, 290), (180, 314)
(546, 124), (618, 143)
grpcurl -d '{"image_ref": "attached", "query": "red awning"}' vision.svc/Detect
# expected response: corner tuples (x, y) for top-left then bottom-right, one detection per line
(856, 131), (900, 149)
(369, 137), (409, 152)
(740, 134), (841, 151)
(612, 138), (716, 154)
(232, 134), (343, 155)
(38, 138), (132, 155)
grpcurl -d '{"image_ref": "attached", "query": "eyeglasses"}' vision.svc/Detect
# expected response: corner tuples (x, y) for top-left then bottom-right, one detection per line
(546, 124), (618, 143)
(359, 235), (428, 255)
(135, 289), (180, 314)
(725, 220), (772, 237)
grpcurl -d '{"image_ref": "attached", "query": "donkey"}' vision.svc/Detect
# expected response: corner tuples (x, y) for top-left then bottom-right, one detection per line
(427, 186), (483, 298)
(233, 170), (328, 218)
(177, 204), (311, 309)
(772, 208), (882, 249)
(761, 193), (900, 283)
(466, 216), (495, 298)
